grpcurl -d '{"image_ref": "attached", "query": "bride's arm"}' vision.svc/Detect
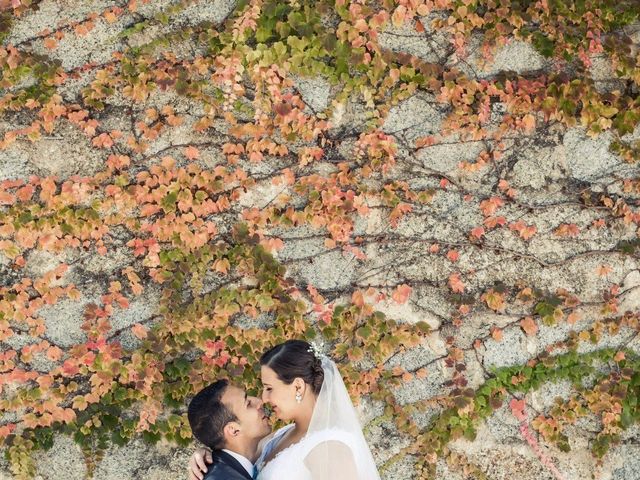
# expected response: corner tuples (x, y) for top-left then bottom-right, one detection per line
(188, 447), (212, 480)
(303, 440), (359, 480)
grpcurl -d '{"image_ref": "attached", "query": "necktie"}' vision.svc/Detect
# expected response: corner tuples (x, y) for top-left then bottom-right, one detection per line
(252, 465), (258, 480)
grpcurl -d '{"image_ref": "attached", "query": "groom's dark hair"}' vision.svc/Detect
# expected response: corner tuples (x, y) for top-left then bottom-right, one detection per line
(260, 339), (324, 394)
(187, 379), (238, 449)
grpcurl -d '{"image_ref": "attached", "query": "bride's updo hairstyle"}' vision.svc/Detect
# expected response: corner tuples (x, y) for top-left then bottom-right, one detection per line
(260, 340), (324, 394)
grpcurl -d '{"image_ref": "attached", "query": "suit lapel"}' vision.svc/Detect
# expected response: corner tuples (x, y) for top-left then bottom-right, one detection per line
(213, 450), (253, 480)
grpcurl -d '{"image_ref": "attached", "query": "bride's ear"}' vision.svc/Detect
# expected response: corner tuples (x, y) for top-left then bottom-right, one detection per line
(293, 377), (306, 395)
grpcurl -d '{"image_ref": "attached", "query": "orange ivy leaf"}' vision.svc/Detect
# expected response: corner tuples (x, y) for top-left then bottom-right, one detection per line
(184, 146), (200, 160)
(67, 287), (82, 300)
(16, 185), (34, 201)
(43, 37), (58, 50)
(456, 5), (468, 17)
(262, 237), (284, 252)
(554, 223), (580, 237)
(62, 408), (76, 423)
(392, 5), (407, 27)
(131, 323), (148, 340)
(509, 220), (537, 240)
(596, 264), (612, 277)
(416, 136), (435, 148)
(448, 272), (465, 293)
(72, 395), (88, 411)
(324, 238), (336, 248)
(479, 196), (504, 216)
(0, 190), (15, 205)
(351, 290), (365, 308)
(521, 113), (536, 132)
(490, 326), (503, 341)
(213, 258), (230, 274)
(0, 424), (16, 440)
(484, 216), (506, 229)
(104, 7), (122, 23)
(520, 317), (538, 336)
(92, 133), (114, 148)
(46, 346), (63, 361)
(483, 289), (505, 311)
(74, 20), (95, 37)
(446, 250), (459, 262)
(509, 398), (527, 421)
(567, 311), (581, 324)
(470, 226), (485, 240)
(392, 284), (412, 304)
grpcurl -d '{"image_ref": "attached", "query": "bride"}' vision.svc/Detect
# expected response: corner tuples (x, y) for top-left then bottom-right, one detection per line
(189, 339), (381, 480)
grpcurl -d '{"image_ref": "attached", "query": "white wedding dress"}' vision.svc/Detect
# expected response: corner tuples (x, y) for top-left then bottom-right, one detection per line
(256, 358), (381, 480)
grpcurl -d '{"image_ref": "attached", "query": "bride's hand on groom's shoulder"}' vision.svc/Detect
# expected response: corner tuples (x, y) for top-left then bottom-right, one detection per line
(188, 447), (212, 480)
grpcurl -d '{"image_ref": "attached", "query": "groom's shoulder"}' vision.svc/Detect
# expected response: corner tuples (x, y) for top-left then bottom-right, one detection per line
(203, 450), (249, 480)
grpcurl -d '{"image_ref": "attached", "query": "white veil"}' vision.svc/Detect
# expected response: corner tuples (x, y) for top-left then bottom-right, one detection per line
(302, 356), (381, 480)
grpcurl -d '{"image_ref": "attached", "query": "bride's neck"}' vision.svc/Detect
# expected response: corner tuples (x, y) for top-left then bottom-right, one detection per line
(291, 395), (316, 436)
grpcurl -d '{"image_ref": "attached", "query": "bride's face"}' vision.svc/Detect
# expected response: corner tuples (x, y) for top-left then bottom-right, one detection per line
(260, 365), (304, 421)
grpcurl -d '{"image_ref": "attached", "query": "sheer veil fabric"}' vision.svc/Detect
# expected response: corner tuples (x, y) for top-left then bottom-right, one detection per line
(304, 356), (381, 479)
(258, 357), (381, 480)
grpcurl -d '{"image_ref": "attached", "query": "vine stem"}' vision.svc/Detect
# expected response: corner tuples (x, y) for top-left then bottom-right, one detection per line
(510, 398), (567, 480)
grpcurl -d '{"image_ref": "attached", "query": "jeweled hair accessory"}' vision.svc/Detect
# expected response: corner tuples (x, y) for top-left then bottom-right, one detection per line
(307, 340), (326, 360)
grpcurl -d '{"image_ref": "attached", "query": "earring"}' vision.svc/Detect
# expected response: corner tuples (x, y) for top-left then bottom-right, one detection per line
(295, 391), (302, 403)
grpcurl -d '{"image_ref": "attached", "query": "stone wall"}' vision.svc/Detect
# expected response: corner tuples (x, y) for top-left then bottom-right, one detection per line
(1, 1), (640, 479)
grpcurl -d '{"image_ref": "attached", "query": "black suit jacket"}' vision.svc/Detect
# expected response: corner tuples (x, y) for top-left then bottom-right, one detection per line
(203, 450), (253, 480)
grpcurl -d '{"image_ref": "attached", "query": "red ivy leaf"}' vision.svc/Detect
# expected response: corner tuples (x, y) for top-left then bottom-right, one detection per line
(274, 101), (293, 116)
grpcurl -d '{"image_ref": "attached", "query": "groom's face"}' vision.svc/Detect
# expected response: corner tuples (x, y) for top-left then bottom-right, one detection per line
(221, 384), (272, 441)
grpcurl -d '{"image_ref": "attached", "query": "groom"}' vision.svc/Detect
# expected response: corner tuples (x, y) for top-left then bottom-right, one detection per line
(187, 379), (271, 480)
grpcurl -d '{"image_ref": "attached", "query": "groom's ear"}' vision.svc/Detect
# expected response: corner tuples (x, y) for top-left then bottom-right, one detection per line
(223, 421), (241, 439)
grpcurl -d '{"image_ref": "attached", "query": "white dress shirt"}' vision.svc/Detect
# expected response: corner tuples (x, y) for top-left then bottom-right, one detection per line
(222, 449), (254, 477)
